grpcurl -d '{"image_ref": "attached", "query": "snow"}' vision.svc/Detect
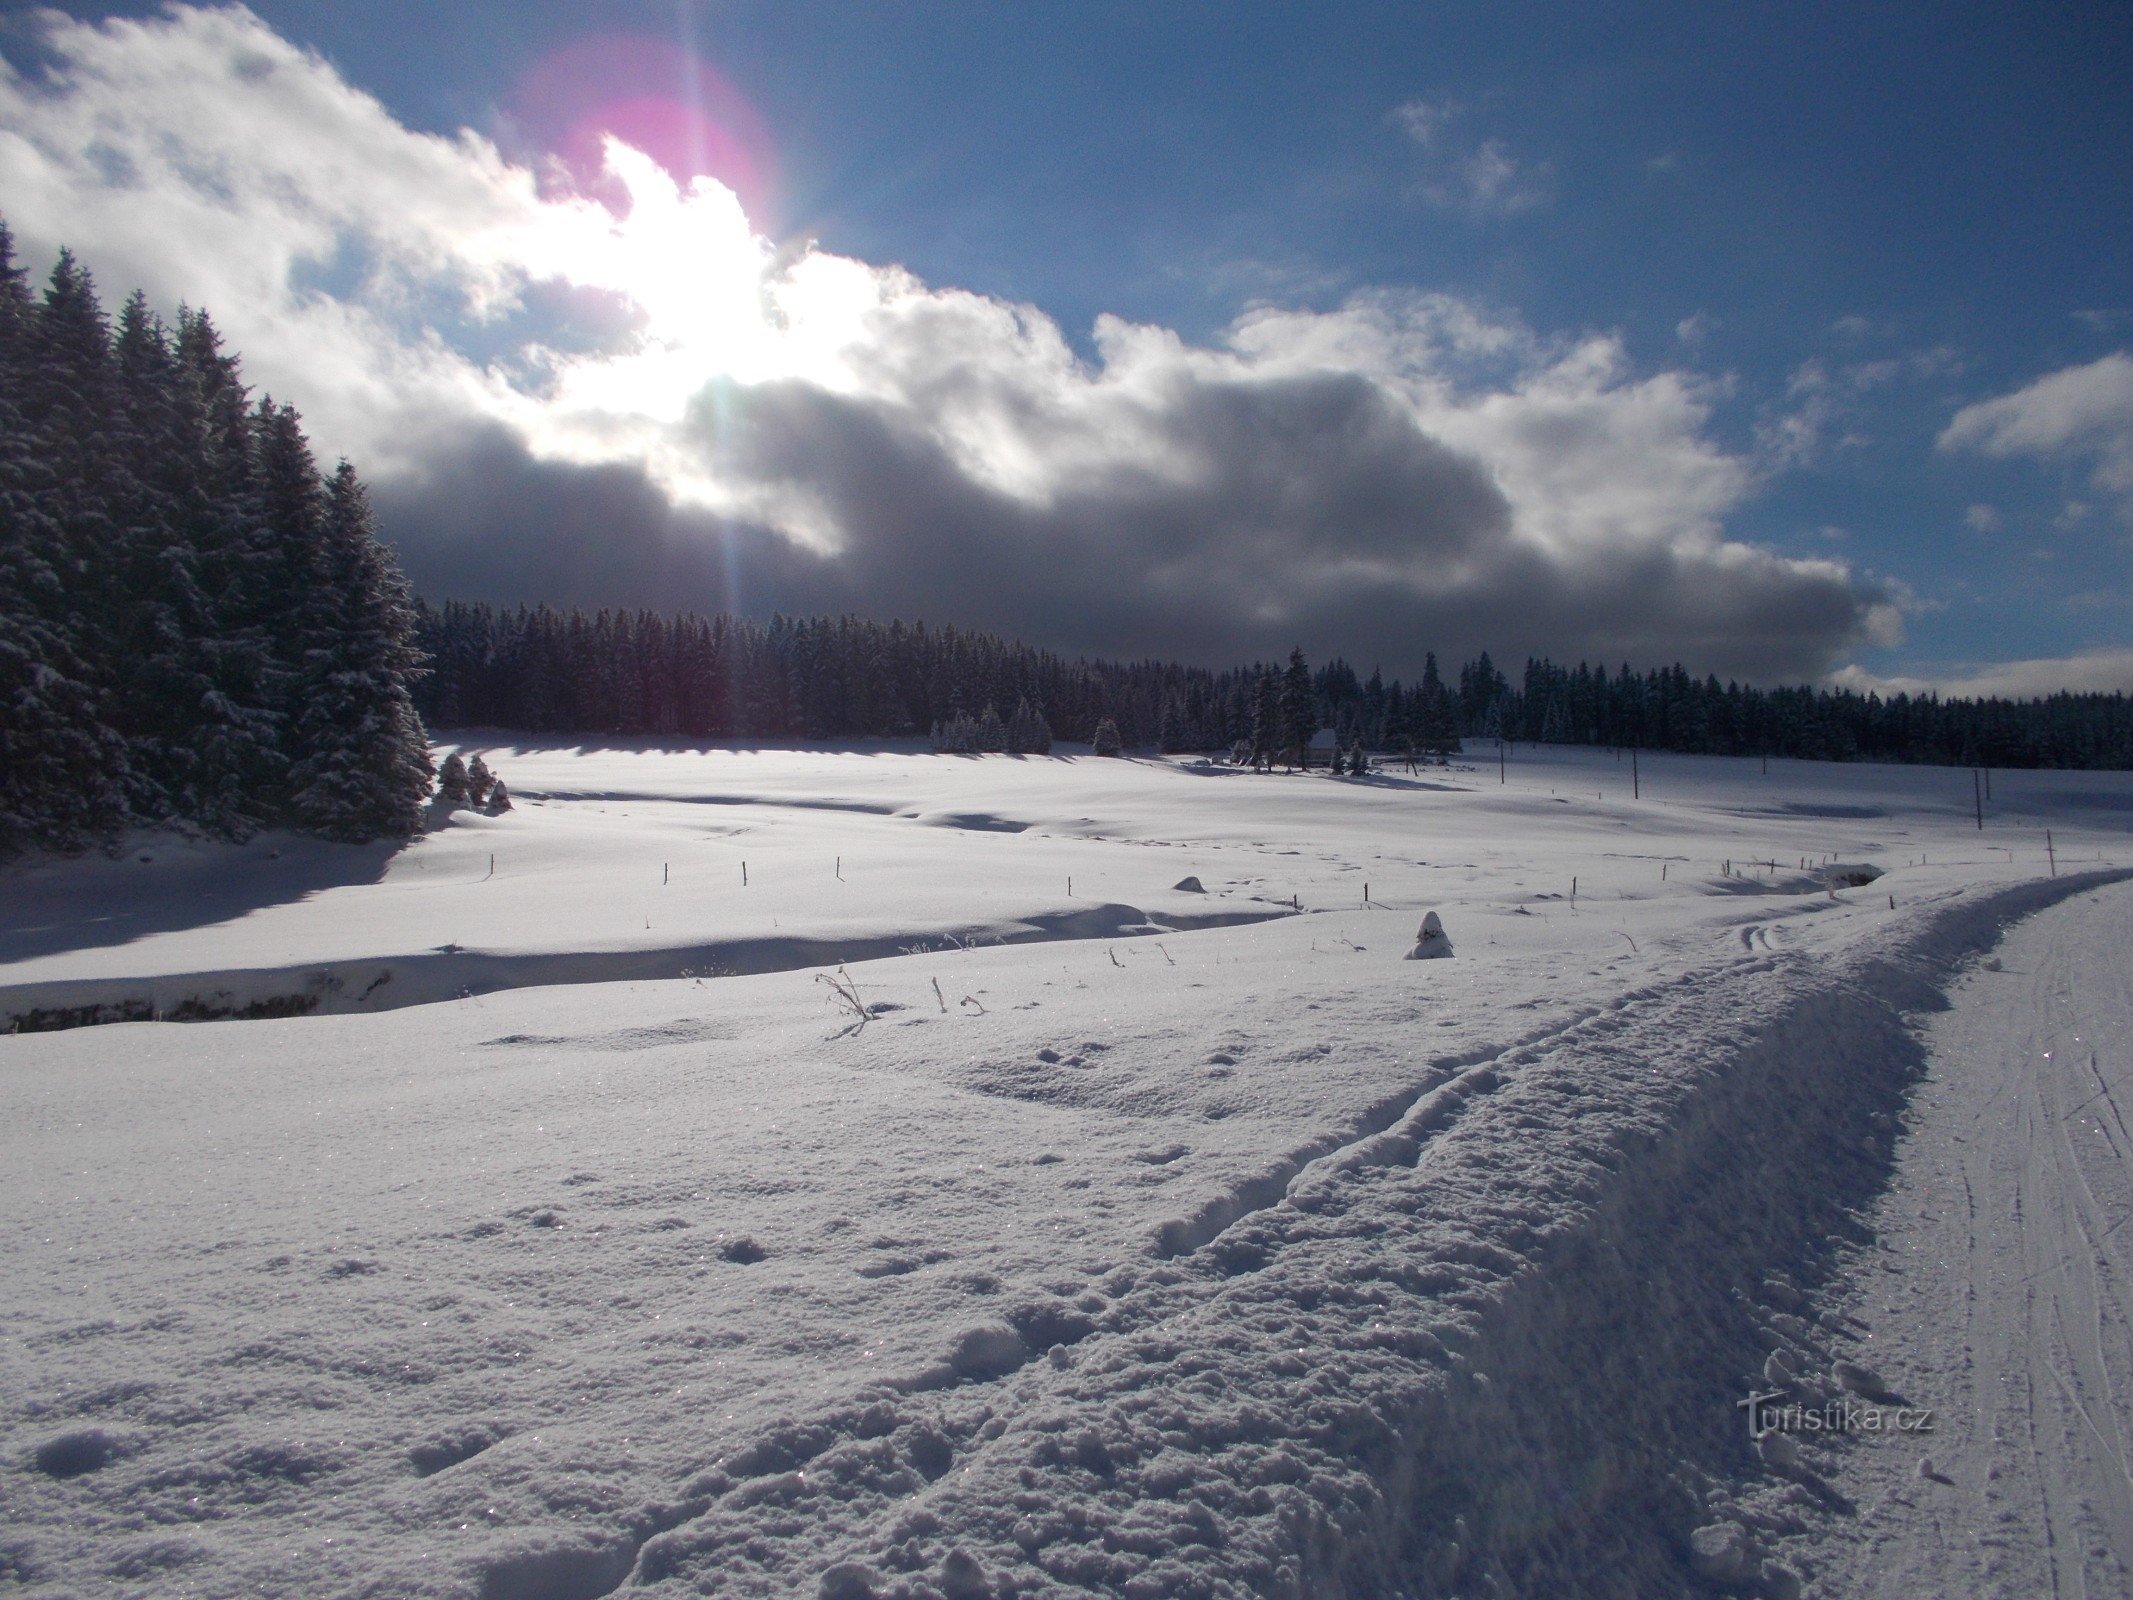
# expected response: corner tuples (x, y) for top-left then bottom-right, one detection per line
(1753, 879), (2133, 1598)
(3, 740), (2132, 1597)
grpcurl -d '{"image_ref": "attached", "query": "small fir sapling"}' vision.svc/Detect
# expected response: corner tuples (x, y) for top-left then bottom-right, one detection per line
(436, 752), (470, 808)
(465, 755), (493, 808)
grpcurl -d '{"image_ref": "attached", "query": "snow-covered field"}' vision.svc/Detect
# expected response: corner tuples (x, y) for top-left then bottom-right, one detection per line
(4, 741), (2131, 1598)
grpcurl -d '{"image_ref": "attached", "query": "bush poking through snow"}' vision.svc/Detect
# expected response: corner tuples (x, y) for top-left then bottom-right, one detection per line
(1406, 910), (1454, 960)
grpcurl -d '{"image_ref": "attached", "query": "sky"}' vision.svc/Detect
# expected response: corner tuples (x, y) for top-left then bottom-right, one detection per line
(2, 2), (2130, 694)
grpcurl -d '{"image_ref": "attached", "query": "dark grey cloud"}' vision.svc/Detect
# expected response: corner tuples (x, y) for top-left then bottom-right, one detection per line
(374, 363), (1885, 684)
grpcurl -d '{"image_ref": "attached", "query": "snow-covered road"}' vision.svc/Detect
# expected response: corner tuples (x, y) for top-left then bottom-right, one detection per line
(1778, 879), (2133, 1599)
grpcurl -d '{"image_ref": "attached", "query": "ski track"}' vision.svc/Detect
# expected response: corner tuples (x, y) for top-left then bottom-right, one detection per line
(410, 871), (2133, 1600)
(1773, 876), (2133, 1600)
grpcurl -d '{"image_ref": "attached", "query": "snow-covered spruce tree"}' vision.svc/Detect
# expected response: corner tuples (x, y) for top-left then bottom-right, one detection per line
(436, 752), (470, 808)
(465, 755), (494, 807)
(1005, 697), (1041, 754)
(1027, 703), (1053, 755)
(1280, 646), (1316, 770)
(0, 242), (131, 853)
(483, 777), (512, 814)
(1093, 716), (1123, 757)
(1250, 666), (1281, 770)
(106, 290), (192, 821)
(1349, 743), (1368, 776)
(976, 703), (1008, 753)
(283, 461), (434, 841)
(1157, 700), (1182, 754)
(172, 307), (285, 837)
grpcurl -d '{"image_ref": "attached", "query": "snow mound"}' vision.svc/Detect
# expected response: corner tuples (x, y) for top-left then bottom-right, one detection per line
(1405, 909), (1454, 960)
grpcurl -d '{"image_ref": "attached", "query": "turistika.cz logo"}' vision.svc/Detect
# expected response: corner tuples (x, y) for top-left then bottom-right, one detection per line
(1738, 1389), (1936, 1437)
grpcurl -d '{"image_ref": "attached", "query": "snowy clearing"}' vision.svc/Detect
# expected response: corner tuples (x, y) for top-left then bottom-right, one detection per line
(3, 742), (2130, 1598)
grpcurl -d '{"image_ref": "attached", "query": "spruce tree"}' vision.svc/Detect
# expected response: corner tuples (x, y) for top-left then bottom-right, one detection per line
(109, 291), (218, 823)
(175, 308), (283, 835)
(1280, 647), (1315, 770)
(1250, 666), (1281, 769)
(437, 751), (470, 808)
(1092, 716), (1123, 757)
(284, 461), (433, 840)
(466, 755), (494, 808)
(0, 245), (130, 851)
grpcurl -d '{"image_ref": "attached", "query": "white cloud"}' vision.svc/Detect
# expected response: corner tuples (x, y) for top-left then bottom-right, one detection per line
(1675, 312), (1714, 346)
(1940, 352), (2133, 515)
(1831, 649), (2133, 700)
(1390, 97), (1453, 149)
(1444, 139), (1550, 215)
(1755, 357), (1896, 470)
(1963, 503), (2002, 533)
(1390, 96), (1550, 216)
(0, 6), (1892, 679)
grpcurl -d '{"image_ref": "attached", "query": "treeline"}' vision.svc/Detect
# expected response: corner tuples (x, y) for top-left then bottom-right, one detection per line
(0, 229), (433, 856)
(410, 600), (1466, 756)
(413, 600), (2133, 770)
(1487, 657), (2133, 769)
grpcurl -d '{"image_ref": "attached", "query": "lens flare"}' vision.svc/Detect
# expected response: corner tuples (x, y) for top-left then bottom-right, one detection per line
(508, 33), (777, 225)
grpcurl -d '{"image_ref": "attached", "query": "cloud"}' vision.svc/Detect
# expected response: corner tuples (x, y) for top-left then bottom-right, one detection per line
(1390, 97), (1550, 216)
(0, 5), (1896, 681)
(1940, 352), (2133, 515)
(1390, 97), (1453, 149)
(1756, 357), (1896, 470)
(1963, 503), (2003, 533)
(1831, 649), (2133, 700)
(1675, 312), (1714, 347)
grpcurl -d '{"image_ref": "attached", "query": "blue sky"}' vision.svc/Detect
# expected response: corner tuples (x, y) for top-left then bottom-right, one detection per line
(10, 2), (2133, 692)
